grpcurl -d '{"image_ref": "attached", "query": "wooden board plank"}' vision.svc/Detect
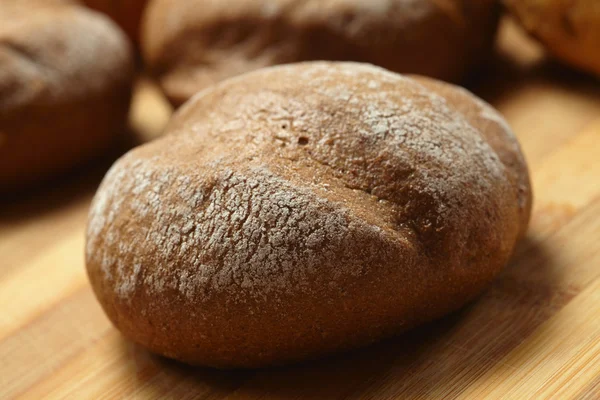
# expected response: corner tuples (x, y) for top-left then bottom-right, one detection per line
(0, 290), (109, 399)
(457, 277), (600, 399)
(0, 233), (87, 340)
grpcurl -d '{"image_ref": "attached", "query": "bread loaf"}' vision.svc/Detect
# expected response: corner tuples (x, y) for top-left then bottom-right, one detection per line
(0, 0), (134, 190)
(504, 0), (600, 77)
(86, 62), (531, 368)
(142, 0), (501, 106)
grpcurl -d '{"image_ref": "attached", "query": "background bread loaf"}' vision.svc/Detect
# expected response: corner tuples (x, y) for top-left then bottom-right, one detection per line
(504, 0), (600, 76)
(0, 0), (134, 190)
(142, 0), (501, 106)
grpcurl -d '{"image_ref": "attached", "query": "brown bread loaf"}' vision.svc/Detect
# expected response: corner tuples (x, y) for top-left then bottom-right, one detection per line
(504, 0), (600, 77)
(142, 0), (501, 106)
(0, 0), (134, 190)
(86, 62), (531, 368)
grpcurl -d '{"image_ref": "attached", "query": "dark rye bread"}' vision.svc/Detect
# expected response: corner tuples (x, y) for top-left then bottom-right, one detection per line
(142, 0), (501, 106)
(86, 62), (532, 368)
(0, 0), (134, 191)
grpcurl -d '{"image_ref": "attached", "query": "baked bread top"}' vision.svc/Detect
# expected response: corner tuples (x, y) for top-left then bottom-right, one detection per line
(0, 0), (130, 112)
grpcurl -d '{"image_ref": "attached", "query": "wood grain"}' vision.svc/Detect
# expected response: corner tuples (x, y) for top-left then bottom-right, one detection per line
(2, 18), (600, 399)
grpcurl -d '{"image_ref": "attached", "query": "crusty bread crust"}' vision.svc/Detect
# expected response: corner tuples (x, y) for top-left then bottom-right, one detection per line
(0, 0), (134, 190)
(86, 62), (531, 368)
(412, 75), (532, 239)
(142, 0), (501, 106)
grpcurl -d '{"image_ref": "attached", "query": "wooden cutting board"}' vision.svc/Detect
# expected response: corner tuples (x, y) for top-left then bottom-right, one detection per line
(2, 18), (600, 399)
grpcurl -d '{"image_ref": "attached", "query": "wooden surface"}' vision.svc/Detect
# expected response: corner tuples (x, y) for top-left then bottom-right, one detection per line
(2, 19), (600, 399)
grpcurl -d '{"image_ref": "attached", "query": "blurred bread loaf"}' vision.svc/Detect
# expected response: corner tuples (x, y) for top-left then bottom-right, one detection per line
(142, 0), (501, 106)
(504, 0), (600, 76)
(0, 0), (134, 190)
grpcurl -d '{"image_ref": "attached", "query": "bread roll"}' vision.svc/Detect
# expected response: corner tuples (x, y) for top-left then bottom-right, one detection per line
(86, 62), (531, 368)
(80, 0), (148, 44)
(0, 0), (134, 190)
(142, 0), (501, 106)
(504, 0), (600, 76)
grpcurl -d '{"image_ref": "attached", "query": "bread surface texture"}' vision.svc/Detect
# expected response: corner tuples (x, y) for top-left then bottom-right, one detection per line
(505, 0), (600, 76)
(0, 0), (134, 190)
(142, 0), (501, 106)
(86, 62), (531, 368)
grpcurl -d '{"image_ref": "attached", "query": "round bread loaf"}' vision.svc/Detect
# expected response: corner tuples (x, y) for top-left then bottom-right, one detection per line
(504, 0), (600, 76)
(142, 0), (501, 106)
(0, 0), (134, 190)
(80, 0), (148, 44)
(86, 62), (531, 368)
